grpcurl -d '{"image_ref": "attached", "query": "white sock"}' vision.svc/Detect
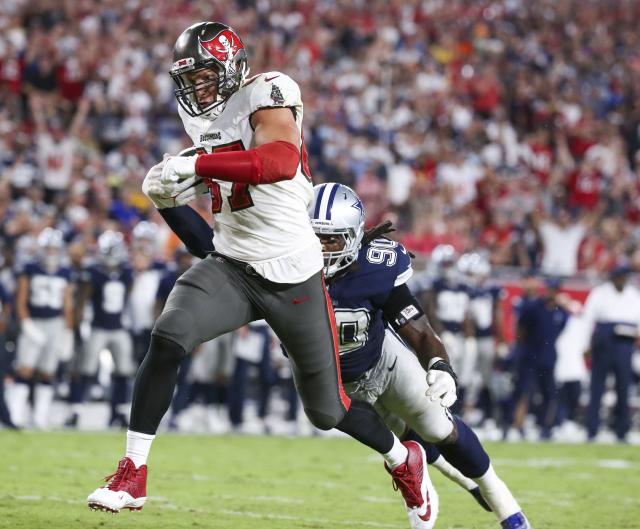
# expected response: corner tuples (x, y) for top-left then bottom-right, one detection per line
(33, 383), (55, 429)
(473, 464), (521, 521)
(126, 430), (155, 468)
(431, 455), (477, 491)
(382, 435), (409, 469)
(8, 381), (30, 427)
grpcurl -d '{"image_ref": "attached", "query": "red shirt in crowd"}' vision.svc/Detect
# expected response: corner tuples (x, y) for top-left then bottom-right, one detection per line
(567, 167), (601, 209)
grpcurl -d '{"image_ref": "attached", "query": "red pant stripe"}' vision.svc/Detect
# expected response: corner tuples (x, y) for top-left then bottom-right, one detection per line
(321, 274), (351, 411)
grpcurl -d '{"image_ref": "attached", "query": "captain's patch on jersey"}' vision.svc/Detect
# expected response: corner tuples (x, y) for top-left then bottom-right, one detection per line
(401, 305), (420, 320)
(270, 84), (284, 105)
(395, 304), (420, 327)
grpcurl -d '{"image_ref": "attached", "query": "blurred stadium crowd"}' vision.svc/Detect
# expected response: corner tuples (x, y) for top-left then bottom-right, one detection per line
(0, 0), (639, 440)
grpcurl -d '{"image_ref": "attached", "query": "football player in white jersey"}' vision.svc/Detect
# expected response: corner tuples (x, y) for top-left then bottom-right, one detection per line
(87, 22), (435, 528)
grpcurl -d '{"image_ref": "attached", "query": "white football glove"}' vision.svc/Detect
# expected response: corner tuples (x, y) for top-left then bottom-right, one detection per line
(425, 357), (458, 408)
(21, 318), (46, 347)
(161, 154), (198, 185)
(142, 155), (207, 209)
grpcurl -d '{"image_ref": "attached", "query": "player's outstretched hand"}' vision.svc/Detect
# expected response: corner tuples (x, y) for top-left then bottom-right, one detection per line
(143, 155), (207, 209)
(425, 358), (458, 408)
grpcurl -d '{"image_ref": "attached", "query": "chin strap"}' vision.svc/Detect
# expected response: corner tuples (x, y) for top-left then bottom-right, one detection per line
(195, 140), (300, 185)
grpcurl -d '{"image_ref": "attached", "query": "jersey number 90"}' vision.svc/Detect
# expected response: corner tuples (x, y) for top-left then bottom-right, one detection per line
(366, 239), (397, 267)
(334, 308), (371, 354)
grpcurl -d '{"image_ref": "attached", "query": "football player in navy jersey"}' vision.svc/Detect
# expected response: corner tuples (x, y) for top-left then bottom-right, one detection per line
(129, 222), (166, 366)
(458, 253), (505, 426)
(73, 231), (135, 428)
(8, 228), (74, 428)
(309, 183), (532, 529)
(422, 245), (476, 412)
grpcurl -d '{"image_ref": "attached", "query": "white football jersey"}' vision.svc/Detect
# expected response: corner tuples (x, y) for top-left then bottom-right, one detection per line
(178, 71), (322, 283)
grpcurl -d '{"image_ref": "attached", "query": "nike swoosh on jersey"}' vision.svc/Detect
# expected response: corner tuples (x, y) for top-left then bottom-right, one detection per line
(264, 75), (280, 82)
(387, 357), (398, 372)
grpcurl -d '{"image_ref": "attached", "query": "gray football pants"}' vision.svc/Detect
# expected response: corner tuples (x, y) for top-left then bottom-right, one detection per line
(152, 254), (350, 430)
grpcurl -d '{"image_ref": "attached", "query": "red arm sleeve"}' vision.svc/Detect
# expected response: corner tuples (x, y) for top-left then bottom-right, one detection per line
(194, 141), (300, 185)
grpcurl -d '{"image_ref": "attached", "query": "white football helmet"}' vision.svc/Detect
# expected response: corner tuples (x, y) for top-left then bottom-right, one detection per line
(132, 221), (159, 254)
(457, 252), (490, 285)
(430, 244), (457, 282)
(37, 227), (65, 272)
(309, 183), (365, 278)
(97, 230), (128, 268)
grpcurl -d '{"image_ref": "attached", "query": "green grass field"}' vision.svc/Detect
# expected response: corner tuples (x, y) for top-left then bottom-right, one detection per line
(0, 431), (639, 529)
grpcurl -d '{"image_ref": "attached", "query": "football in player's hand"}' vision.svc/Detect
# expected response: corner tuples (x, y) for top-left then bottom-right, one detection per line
(178, 146), (198, 157)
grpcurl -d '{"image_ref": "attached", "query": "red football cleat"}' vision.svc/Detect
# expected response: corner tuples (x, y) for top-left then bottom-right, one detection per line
(385, 441), (439, 529)
(87, 457), (147, 513)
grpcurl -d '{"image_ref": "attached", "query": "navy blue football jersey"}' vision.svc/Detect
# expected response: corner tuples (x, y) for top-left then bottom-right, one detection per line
(83, 265), (133, 329)
(431, 278), (469, 333)
(326, 238), (413, 382)
(20, 262), (72, 319)
(468, 285), (502, 337)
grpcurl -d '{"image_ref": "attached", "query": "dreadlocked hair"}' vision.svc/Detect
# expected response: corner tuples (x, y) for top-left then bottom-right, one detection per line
(362, 220), (415, 258)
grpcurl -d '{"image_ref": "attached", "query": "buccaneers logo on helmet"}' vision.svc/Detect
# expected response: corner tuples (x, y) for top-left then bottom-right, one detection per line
(199, 29), (244, 63)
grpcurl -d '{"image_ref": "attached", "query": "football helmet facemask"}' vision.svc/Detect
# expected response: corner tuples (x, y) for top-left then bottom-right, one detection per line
(309, 183), (365, 278)
(170, 21), (249, 118)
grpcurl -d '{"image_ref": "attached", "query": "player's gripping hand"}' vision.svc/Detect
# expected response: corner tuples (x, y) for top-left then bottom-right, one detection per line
(143, 154), (206, 209)
(161, 153), (198, 185)
(425, 357), (458, 408)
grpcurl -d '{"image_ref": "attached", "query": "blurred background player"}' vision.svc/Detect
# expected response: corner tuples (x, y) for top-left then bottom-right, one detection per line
(505, 278), (569, 441)
(310, 183), (531, 529)
(583, 264), (640, 442)
(228, 323), (274, 434)
(459, 252), (506, 428)
(70, 231), (134, 428)
(8, 228), (74, 428)
(421, 245), (475, 412)
(156, 246), (197, 430)
(0, 277), (18, 429)
(185, 334), (234, 433)
(128, 221), (166, 366)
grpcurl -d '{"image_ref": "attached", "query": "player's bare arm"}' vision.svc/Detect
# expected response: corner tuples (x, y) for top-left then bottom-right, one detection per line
(391, 298), (458, 408)
(397, 314), (451, 370)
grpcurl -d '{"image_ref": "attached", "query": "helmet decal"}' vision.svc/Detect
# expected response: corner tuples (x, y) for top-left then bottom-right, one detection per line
(199, 29), (244, 63)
